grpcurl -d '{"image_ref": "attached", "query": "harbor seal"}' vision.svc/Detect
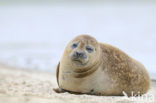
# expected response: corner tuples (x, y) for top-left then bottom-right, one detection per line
(54, 34), (150, 96)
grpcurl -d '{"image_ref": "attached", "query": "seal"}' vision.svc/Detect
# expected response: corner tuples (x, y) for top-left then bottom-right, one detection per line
(54, 34), (150, 96)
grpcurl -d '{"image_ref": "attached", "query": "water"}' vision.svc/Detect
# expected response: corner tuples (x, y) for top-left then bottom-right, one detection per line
(0, 2), (156, 79)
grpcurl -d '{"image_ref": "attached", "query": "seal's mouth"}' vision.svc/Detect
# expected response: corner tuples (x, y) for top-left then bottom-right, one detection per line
(72, 58), (88, 66)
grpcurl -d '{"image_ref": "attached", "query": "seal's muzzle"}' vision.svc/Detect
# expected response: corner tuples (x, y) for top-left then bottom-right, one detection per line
(71, 51), (88, 66)
(73, 51), (87, 59)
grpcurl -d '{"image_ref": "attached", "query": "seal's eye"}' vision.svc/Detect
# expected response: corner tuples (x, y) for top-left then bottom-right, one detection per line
(86, 46), (93, 53)
(72, 43), (78, 49)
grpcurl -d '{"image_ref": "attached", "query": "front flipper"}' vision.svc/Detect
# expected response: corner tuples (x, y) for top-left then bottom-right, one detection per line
(54, 62), (67, 93)
(56, 62), (60, 86)
(53, 88), (67, 93)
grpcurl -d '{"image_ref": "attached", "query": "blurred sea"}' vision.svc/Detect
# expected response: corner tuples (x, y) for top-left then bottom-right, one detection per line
(0, 1), (156, 79)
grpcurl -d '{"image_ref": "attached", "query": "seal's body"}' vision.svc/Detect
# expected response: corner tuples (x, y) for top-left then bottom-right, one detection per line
(55, 35), (150, 96)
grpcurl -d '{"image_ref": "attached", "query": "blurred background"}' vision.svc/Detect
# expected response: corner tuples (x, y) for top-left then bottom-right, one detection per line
(0, 0), (156, 79)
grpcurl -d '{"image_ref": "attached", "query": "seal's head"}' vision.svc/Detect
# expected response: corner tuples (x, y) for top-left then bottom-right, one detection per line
(63, 35), (101, 70)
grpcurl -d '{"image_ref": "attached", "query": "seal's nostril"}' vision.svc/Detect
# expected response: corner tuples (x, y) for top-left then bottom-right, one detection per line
(76, 52), (79, 56)
(76, 52), (81, 57)
(75, 51), (86, 59)
(75, 51), (86, 58)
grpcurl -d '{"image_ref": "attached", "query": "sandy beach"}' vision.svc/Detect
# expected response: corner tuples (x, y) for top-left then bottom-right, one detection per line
(0, 65), (155, 103)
